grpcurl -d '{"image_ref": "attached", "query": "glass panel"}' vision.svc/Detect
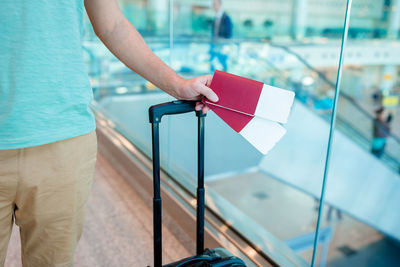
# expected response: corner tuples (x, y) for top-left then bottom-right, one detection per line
(166, 0), (348, 265)
(317, 0), (400, 266)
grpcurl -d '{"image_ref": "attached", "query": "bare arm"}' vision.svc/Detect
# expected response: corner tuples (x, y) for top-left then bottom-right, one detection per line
(84, 0), (218, 110)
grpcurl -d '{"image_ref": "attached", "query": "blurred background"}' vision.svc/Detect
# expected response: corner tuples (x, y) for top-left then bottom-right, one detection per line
(82, 0), (400, 266)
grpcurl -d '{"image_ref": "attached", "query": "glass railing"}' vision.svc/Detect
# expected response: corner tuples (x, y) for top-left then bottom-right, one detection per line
(83, 36), (333, 266)
(83, 0), (400, 266)
(83, 35), (400, 263)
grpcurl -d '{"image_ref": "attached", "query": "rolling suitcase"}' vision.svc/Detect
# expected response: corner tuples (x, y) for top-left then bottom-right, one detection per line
(149, 100), (246, 267)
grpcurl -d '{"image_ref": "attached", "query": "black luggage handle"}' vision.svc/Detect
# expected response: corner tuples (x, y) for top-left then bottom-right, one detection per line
(149, 100), (198, 123)
(149, 100), (206, 267)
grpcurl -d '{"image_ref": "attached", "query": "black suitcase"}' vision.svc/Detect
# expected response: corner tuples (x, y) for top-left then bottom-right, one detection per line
(149, 100), (246, 267)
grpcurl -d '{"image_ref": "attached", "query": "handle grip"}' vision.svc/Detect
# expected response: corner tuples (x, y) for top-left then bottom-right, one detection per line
(150, 100), (206, 266)
(149, 100), (197, 123)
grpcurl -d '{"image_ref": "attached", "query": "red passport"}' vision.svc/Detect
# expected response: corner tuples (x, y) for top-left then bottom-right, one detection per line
(203, 70), (295, 154)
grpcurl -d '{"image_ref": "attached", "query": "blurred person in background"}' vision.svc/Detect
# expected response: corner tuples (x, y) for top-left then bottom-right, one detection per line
(212, 0), (233, 39)
(210, 0), (233, 72)
(0, 0), (218, 266)
(371, 107), (392, 158)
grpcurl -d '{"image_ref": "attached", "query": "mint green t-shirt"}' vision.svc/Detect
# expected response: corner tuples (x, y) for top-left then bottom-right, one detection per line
(0, 0), (96, 149)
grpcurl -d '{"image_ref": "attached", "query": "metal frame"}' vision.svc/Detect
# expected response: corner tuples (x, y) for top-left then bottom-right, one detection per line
(311, 0), (353, 266)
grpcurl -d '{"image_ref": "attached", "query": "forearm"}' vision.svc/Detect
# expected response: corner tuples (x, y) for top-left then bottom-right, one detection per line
(85, 0), (217, 106)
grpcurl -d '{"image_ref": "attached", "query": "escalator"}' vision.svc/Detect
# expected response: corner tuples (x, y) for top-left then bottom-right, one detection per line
(268, 42), (400, 173)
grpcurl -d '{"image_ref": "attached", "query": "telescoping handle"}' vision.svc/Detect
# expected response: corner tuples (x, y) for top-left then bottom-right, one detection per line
(149, 100), (197, 123)
(149, 100), (206, 267)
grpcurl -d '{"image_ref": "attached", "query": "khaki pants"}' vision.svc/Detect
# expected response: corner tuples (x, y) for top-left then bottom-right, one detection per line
(0, 131), (97, 267)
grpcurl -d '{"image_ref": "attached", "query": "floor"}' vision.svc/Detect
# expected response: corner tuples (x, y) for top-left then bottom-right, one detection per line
(5, 153), (191, 267)
(208, 171), (400, 267)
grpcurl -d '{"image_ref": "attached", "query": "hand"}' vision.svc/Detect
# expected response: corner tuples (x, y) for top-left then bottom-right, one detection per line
(176, 75), (218, 114)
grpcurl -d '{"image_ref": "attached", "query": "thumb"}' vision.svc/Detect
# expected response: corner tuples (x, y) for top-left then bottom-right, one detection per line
(199, 84), (219, 102)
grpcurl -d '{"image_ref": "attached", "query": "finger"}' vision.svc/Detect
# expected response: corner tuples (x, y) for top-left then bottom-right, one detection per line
(196, 102), (208, 111)
(202, 105), (209, 114)
(191, 95), (202, 101)
(195, 102), (203, 111)
(198, 84), (219, 102)
(203, 74), (213, 87)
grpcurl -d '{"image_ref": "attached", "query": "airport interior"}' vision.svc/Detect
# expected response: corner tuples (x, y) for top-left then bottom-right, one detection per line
(5, 0), (400, 266)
